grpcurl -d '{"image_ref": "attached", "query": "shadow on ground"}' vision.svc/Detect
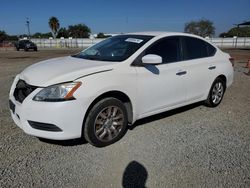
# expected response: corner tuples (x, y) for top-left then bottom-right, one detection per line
(130, 102), (203, 130)
(38, 137), (88, 146)
(122, 161), (148, 188)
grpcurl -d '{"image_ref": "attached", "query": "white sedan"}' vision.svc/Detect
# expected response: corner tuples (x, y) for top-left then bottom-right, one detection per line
(9, 32), (234, 147)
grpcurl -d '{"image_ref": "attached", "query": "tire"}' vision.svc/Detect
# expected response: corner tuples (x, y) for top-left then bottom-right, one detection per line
(16, 47), (19, 51)
(84, 98), (128, 147)
(205, 77), (226, 107)
(34, 48), (37, 51)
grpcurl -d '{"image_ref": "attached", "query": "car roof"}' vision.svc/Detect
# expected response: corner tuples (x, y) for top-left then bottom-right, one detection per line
(126, 31), (205, 39)
(127, 31), (173, 36)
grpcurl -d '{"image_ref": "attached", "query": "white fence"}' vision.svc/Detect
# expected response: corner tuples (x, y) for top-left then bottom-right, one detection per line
(30, 37), (250, 49)
(205, 37), (250, 48)
(30, 38), (104, 48)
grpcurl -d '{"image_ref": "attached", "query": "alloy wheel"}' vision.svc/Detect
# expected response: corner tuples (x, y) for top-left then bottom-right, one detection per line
(94, 106), (124, 142)
(212, 82), (224, 105)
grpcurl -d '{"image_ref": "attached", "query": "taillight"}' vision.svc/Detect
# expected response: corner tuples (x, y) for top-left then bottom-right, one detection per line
(229, 57), (234, 67)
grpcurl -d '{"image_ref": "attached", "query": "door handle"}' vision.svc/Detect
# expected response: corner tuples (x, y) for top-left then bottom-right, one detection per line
(176, 71), (187, 76)
(208, 66), (216, 70)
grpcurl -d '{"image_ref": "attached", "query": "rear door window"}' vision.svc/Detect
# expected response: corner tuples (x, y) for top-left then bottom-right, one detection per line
(182, 37), (216, 60)
(207, 43), (216, 56)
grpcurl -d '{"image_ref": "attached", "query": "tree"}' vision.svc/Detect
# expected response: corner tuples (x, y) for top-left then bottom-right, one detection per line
(32, 32), (43, 38)
(48, 16), (60, 38)
(97, 32), (105, 38)
(32, 32), (53, 38)
(6, 35), (18, 41)
(184, 19), (215, 37)
(68, 24), (91, 38)
(0, 30), (8, 42)
(57, 27), (69, 38)
(219, 26), (250, 37)
(97, 32), (111, 38)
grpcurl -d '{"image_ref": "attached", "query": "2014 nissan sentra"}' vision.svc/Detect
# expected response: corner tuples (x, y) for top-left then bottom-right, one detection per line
(9, 32), (234, 147)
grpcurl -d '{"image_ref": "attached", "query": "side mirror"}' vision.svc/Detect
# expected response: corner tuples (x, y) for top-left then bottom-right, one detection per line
(141, 54), (162, 65)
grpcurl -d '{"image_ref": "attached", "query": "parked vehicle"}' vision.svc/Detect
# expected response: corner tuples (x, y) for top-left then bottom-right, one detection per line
(9, 32), (234, 147)
(15, 40), (37, 51)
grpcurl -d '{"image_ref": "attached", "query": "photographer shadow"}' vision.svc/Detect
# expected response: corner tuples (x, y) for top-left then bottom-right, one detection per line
(122, 161), (148, 188)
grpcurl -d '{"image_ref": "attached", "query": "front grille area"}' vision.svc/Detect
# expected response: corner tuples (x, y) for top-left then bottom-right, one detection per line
(13, 80), (38, 103)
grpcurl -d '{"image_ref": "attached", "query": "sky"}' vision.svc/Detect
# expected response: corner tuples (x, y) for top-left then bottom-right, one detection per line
(0, 0), (249, 36)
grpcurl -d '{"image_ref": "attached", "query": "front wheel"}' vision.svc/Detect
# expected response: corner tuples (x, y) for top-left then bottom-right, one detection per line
(84, 98), (128, 147)
(205, 78), (226, 107)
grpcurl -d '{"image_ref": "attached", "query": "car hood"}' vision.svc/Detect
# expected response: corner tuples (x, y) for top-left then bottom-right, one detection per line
(19, 56), (116, 87)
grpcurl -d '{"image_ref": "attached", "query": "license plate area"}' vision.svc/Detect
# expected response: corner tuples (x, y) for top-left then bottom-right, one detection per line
(9, 100), (16, 114)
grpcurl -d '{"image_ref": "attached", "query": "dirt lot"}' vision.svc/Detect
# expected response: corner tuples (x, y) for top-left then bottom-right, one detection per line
(0, 49), (250, 187)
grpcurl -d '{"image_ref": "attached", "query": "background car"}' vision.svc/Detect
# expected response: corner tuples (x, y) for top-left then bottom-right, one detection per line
(15, 40), (37, 51)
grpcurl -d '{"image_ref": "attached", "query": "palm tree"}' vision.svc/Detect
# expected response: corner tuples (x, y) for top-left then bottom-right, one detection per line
(48, 16), (60, 38)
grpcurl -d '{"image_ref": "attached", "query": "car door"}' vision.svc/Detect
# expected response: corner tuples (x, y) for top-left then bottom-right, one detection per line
(135, 36), (188, 118)
(180, 36), (217, 101)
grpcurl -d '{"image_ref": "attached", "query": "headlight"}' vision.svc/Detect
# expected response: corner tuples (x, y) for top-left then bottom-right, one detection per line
(33, 82), (82, 102)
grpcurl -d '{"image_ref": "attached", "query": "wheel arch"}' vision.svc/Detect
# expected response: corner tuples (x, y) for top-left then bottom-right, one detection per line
(205, 74), (227, 107)
(205, 74), (227, 100)
(216, 74), (227, 90)
(217, 74), (227, 84)
(81, 90), (133, 136)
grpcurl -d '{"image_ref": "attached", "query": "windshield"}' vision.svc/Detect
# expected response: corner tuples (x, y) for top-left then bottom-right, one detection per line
(72, 35), (153, 62)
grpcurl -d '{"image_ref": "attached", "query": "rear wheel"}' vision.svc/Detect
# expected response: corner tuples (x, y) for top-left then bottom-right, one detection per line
(84, 98), (128, 147)
(205, 78), (226, 107)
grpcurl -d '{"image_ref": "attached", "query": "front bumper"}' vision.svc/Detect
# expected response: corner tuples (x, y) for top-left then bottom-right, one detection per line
(9, 77), (88, 140)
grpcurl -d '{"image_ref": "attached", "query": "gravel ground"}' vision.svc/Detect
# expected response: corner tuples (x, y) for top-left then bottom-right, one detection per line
(0, 49), (250, 188)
